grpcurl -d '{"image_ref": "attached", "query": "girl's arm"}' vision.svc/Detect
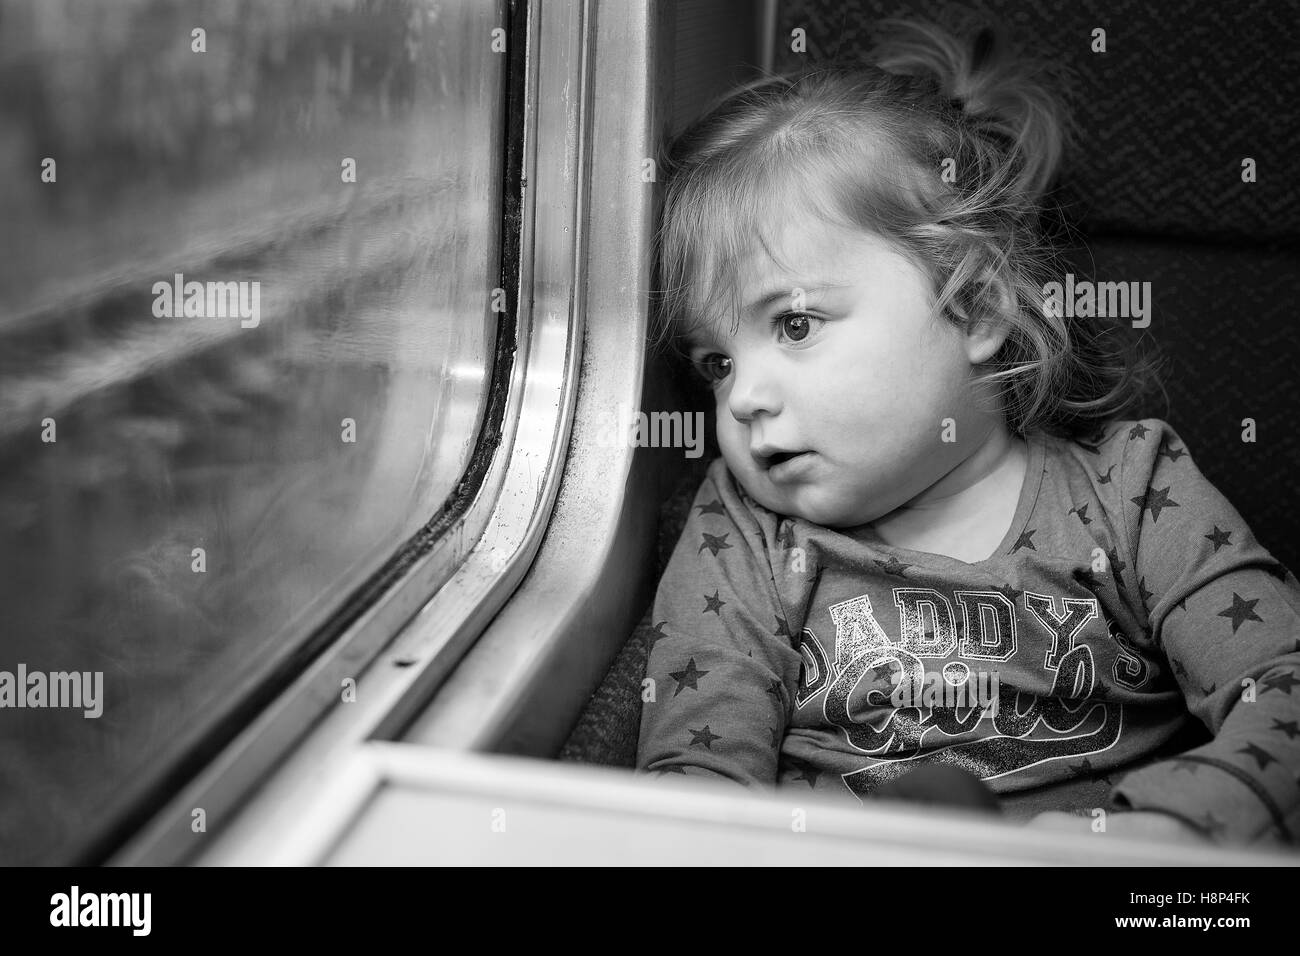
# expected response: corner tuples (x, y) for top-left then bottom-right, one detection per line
(635, 460), (803, 787)
(1106, 419), (1300, 845)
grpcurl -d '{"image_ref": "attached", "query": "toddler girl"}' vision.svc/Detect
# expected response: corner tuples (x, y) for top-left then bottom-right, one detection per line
(635, 19), (1300, 846)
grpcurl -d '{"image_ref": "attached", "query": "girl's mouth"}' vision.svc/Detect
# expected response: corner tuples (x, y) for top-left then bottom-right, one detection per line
(766, 451), (815, 480)
(766, 450), (803, 467)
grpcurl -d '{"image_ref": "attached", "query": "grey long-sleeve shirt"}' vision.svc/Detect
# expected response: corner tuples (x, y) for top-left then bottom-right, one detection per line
(636, 419), (1300, 845)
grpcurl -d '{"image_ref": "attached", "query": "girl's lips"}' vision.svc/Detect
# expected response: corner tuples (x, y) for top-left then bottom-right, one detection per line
(768, 451), (815, 481)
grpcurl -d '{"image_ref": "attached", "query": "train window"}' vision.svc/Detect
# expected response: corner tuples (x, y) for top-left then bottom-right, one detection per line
(0, 0), (513, 864)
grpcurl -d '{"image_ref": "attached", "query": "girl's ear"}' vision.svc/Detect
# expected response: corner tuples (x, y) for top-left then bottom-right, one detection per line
(963, 272), (1017, 365)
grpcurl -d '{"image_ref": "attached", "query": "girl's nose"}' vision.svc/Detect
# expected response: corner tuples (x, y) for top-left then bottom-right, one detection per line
(725, 359), (782, 423)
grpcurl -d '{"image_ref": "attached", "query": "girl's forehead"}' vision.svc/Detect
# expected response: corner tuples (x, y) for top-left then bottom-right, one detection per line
(737, 215), (870, 280)
(671, 148), (899, 344)
(686, 217), (871, 325)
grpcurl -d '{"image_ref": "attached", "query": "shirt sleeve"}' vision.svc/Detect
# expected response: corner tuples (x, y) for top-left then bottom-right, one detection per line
(1106, 419), (1300, 845)
(634, 460), (804, 788)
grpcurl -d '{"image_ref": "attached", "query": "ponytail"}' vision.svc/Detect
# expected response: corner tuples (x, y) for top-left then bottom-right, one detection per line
(868, 17), (1078, 206)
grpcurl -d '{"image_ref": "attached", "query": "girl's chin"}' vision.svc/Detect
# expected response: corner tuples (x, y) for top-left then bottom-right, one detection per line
(779, 493), (879, 530)
(753, 492), (844, 528)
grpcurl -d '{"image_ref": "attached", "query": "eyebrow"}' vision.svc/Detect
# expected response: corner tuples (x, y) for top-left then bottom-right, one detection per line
(681, 283), (845, 350)
(745, 283), (840, 316)
(680, 325), (718, 351)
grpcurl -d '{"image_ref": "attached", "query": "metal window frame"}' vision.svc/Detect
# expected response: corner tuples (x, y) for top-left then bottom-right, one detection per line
(398, 0), (673, 760)
(110, 0), (596, 866)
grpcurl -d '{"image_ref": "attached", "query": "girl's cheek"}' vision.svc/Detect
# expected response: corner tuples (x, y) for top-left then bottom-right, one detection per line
(716, 422), (748, 471)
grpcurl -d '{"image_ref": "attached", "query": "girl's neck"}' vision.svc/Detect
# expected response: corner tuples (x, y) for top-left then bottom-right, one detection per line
(870, 424), (1030, 562)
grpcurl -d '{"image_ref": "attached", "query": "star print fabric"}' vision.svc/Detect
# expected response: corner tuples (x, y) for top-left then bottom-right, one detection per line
(634, 418), (1300, 846)
(1102, 421), (1300, 844)
(634, 470), (805, 789)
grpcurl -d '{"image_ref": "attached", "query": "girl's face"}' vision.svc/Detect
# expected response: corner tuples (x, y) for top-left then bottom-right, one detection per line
(685, 217), (1008, 529)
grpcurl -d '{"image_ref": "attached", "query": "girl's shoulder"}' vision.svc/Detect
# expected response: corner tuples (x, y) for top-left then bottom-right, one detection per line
(1044, 417), (1248, 554)
(674, 456), (778, 543)
(1037, 417), (1207, 529)
(697, 456), (774, 521)
(1042, 417), (1190, 478)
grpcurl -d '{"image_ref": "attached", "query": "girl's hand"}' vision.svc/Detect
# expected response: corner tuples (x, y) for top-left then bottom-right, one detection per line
(1026, 810), (1211, 844)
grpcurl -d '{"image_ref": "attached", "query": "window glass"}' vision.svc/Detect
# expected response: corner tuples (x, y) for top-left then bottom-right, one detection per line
(0, 0), (505, 863)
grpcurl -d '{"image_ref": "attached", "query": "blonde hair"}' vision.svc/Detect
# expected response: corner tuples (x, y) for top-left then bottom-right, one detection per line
(653, 17), (1163, 439)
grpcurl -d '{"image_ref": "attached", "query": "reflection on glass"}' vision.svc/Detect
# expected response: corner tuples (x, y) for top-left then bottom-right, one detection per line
(0, 0), (504, 863)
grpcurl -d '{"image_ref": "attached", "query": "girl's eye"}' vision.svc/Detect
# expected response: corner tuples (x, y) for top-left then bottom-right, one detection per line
(693, 352), (732, 384)
(776, 312), (820, 343)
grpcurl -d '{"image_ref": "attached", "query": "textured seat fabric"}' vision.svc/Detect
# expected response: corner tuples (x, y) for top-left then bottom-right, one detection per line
(560, 0), (1299, 778)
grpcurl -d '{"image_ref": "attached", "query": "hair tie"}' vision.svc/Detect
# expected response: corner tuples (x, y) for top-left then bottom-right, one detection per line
(971, 26), (995, 73)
